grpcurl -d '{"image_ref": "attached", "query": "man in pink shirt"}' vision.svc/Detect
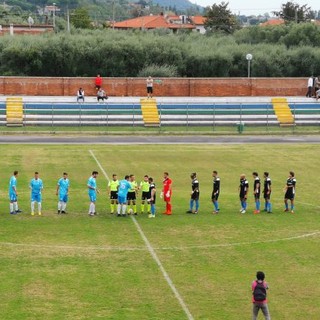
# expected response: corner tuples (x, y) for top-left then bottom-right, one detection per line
(252, 271), (271, 320)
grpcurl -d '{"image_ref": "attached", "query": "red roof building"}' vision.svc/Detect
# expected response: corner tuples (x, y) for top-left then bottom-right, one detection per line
(113, 15), (195, 31)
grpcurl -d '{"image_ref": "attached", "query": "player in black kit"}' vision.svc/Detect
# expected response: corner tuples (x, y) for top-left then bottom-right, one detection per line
(239, 174), (249, 214)
(252, 172), (261, 214)
(284, 171), (296, 213)
(186, 173), (199, 214)
(212, 170), (220, 214)
(263, 172), (272, 213)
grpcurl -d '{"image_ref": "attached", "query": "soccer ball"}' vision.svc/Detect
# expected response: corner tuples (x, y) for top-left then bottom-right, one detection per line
(128, 208), (133, 215)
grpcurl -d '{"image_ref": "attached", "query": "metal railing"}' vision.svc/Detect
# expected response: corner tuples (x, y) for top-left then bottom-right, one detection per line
(0, 101), (319, 134)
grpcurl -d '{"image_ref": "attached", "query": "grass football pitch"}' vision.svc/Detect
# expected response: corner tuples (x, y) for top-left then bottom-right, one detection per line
(0, 144), (319, 320)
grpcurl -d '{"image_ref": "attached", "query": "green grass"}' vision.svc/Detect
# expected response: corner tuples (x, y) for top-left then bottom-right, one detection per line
(0, 144), (319, 319)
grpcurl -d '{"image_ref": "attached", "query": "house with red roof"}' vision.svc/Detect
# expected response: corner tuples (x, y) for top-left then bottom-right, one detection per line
(190, 16), (207, 34)
(112, 14), (195, 32)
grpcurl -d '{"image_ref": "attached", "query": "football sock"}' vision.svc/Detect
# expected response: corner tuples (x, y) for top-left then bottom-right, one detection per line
(14, 202), (18, 211)
(122, 205), (127, 215)
(141, 203), (145, 213)
(62, 202), (67, 211)
(195, 200), (199, 211)
(117, 204), (121, 214)
(147, 203), (151, 212)
(58, 201), (62, 211)
(38, 202), (42, 213)
(190, 199), (194, 210)
(133, 204), (137, 213)
(10, 203), (13, 212)
(167, 203), (172, 213)
(110, 203), (114, 212)
(31, 201), (35, 213)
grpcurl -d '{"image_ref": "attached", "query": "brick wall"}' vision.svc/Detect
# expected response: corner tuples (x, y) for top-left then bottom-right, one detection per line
(0, 77), (308, 96)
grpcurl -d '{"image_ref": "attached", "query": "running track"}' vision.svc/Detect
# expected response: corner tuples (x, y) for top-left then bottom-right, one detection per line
(0, 135), (319, 144)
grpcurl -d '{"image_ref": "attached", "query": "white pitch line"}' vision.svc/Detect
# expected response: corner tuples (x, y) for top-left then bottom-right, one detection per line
(89, 150), (110, 182)
(88, 150), (194, 320)
(295, 201), (320, 208)
(1, 230), (319, 252)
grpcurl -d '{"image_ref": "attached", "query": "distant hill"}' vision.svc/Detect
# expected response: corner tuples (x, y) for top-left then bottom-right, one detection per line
(151, 0), (203, 12)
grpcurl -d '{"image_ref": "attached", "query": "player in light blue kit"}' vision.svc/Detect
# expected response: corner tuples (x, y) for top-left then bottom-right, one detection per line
(117, 175), (132, 217)
(9, 170), (22, 215)
(56, 172), (70, 214)
(87, 171), (99, 216)
(29, 171), (44, 216)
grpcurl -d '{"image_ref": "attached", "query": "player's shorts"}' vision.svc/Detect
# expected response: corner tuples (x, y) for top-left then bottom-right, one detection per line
(118, 195), (127, 204)
(254, 193), (260, 200)
(31, 193), (42, 203)
(147, 87), (153, 93)
(211, 191), (219, 201)
(191, 191), (199, 200)
(110, 191), (118, 200)
(285, 191), (295, 200)
(239, 193), (247, 200)
(264, 192), (271, 200)
(88, 193), (96, 202)
(149, 195), (156, 204)
(127, 192), (136, 201)
(59, 194), (68, 203)
(9, 192), (17, 202)
(141, 191), (150, 201)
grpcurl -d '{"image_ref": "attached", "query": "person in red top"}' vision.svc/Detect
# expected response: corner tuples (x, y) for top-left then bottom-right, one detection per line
(252, 271), (271, 320)
(161, 172), (172, 215)
(95, 74), (102, 90)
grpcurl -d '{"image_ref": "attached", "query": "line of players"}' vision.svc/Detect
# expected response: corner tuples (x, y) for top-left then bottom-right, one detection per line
(87, 171), (173, 217)
(187, 170), (296, 215)
(8, 169), (296, 216)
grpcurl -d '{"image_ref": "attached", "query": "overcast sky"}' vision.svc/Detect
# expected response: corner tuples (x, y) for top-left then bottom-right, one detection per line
(195, 0), (320, 15)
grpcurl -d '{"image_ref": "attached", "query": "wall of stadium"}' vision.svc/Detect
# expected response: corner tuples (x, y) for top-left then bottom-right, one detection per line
(0, 77), (307, 97)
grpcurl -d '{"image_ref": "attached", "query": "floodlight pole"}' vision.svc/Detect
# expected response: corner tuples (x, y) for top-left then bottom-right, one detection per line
(53, 3), (56, 29)
(246, 53), (253, 78)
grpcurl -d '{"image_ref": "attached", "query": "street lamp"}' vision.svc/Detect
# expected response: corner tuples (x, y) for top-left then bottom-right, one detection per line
(53, 3), (56, 29)
(246, 53), (253, 78)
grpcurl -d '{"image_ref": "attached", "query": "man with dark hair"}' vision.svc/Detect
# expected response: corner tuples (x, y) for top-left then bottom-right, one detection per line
(9, 170), (22, 214)
(186, 172), (199, 214)
(252, 172), (261, 214)
(139, 175), (150, 214)
(108, 174), (119, 214)
(263, 172), (272, 213)
(239, 174), (249, 214)
(284, 171), (296, 213)
(148, 177), (156, 218)
(127, 174), (138, 215)
(161, 172), (172, 215)
(56, 172), (70, 214)
(117, 175), (132, 217)
(252, 271), (271, 320)
(87, 171), (99, 216)
(30, 171), (44, 216)
(212, 170), (220, 214)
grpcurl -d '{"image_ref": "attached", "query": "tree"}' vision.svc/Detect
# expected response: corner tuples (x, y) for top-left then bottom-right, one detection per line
(204, 2), (240, 34)
(71, 8), (92, 29)
(273, 2), (312, 23)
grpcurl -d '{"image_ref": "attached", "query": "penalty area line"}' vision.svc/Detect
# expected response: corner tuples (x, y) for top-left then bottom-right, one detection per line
(88, 150), (194, 320)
